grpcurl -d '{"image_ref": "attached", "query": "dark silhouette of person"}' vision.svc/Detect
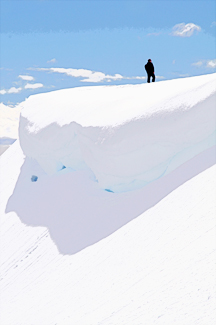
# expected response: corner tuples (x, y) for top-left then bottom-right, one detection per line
(145, 59), (155, 83)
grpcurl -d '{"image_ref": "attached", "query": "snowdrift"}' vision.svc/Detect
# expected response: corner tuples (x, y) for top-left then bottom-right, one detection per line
(19, 73), (216, 192)
(1, 74), (216, 324)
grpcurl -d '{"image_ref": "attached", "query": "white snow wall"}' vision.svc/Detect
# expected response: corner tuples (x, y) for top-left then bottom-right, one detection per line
(19, 74), (216, 192)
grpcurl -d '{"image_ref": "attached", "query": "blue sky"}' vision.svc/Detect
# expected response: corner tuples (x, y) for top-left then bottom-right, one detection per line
(0, 0), (215, 105)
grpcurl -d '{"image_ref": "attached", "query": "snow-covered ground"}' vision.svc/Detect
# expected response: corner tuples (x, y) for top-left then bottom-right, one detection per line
(0, 74), (216, 324)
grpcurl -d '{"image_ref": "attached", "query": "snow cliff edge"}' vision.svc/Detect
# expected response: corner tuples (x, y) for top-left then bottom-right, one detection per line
(19, 74), (216, 192)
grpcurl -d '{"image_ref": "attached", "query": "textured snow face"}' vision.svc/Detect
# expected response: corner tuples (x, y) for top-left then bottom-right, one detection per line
(19, 74), (216, 192)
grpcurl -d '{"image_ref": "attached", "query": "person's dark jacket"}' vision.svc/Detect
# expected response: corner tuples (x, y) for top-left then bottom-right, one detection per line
(145, 61), (154, 74)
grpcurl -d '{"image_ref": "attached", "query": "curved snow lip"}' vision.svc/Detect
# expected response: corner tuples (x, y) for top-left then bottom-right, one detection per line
(19, 74), (216, 192)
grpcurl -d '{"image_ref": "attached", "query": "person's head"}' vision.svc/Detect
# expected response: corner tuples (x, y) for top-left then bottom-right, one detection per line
(148, 59), (152, 62)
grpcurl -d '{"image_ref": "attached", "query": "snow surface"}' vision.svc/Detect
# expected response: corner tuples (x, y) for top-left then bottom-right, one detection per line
(0, 74), (216, 324)
(0, 142), (216, 325)
(19, 73), (216, 192)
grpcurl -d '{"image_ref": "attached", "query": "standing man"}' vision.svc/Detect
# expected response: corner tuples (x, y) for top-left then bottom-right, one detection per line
(145, 59), (155, 83)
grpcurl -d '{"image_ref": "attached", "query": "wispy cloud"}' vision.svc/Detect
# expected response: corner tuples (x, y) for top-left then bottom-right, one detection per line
(211, 22), (216, 27)
(0, 82), (44, 95)
(39, 67), (124, 83)
(172, 23), (201, 37)
(19, 75), (35, 81)
(0, 67), (13, 71)
(8, 87), (22, 94)
(192, 59), (216, 69)
(1, 87), (22, 95)
(147, 32), (162, 37)
(47, 58), (57, 64)
(30, 67), (151, 83)
(192, 61), (204, 67)
(179, 74), (190, 78)
(24, 83), (44, 89)
(155, 76), (165, 80)
(81, 72), (124, 83)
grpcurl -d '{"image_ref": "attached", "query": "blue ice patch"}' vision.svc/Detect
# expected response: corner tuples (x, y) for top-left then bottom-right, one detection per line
(105, 188), (114, 193)
(31, 175), (38, 182)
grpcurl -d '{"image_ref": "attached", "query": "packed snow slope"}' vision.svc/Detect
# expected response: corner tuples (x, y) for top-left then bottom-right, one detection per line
(0, 141), (216, 325)
(19, 73), (216, 192)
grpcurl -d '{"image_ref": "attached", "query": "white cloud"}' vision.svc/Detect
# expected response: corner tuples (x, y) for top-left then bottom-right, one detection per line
(128, 76), (146, 80)
(192, 61), (204, 67)
(8, 87), (22, 94)
(33, 67), (117, 82)
(47, 58), (57, 64)
(206, 59), (216, 68)
(211, 22), (216, 27)
(19, 75), (35, 81)
(147, 32), (161, 37)
(47, 68), (122, 83)
(178, 74), (190, 78)
(31, 67), (151, 83)
(155, 76), (165, 80)
(0, 81), (44, 95)
(172, 23), (201, 37)
(50, 67), (96, 79)
(192, 59), (216, 69)
(81, 72), (124, 83)
(24, 83), (44, 89)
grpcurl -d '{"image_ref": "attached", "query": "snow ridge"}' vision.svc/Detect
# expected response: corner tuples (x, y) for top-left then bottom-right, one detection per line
(19, 73), (216, 192)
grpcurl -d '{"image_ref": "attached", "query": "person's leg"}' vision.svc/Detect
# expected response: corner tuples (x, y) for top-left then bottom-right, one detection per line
(147, 74), (150, 83)
(152, 74), (155, 82)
